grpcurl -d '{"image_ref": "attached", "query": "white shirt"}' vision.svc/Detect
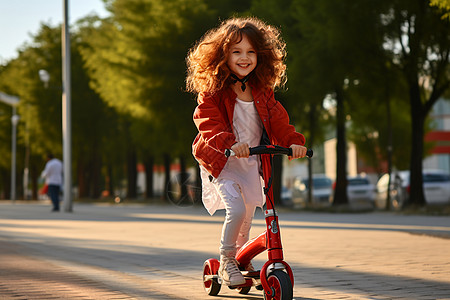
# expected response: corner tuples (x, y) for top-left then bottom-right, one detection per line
(41, 158), (63, 185)
(201, 98), (265, 215)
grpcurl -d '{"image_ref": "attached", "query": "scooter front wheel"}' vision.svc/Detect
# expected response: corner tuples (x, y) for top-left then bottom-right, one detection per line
(203, 259), (221, 296)
(263, 270), (293, 300)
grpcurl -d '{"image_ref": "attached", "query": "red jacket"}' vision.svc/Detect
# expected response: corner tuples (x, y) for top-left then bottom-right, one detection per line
(192, 85), (305, 178)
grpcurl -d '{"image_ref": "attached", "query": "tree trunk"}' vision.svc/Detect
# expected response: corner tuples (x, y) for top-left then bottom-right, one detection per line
(163, 153), (171, 201)
(91, 153), (102, 199)
(307, 103), (317, 204)
(407, 82), (426, 207)
(179, 155), (188, 202)
(333, 87), (348, 205)
(1, 169), (9, 200)
(30, 161), (39, 200)
(126, 149), (137, 199)
(385, 91), (393, 211)
(77, 157), (88, 198)
(195, 164), (202, 204)
(144, 155), (154, 199)
(107, 164), (114, 197)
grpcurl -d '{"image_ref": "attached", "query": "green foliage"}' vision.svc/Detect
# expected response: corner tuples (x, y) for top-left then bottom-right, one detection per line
(0, 24), (62, 156)
(250, 1), (387, 146)
(1, 0), (449, 201)
(81, 0), (215, 159)
(252, 0), (449, 176)
(430, 0), (450, 19)
(0, 102), (12, 170)
(0, 20), (123, 198)
(80, 0), (255, 162)
(347, 94), (412, 171)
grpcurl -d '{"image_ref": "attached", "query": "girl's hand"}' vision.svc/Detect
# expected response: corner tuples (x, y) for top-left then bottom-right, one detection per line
(289, 144), (307, 160)
(231, 142), (250, 158)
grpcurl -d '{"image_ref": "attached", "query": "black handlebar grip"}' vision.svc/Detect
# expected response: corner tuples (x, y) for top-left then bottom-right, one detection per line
(225, 147), (313, 158)
(288, 148), (313, 158)
(287, 148), (293, 156)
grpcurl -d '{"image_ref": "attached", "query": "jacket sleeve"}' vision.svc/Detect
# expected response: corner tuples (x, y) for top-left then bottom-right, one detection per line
(193, 92), (237, 153)
(266, 90), (305, 147)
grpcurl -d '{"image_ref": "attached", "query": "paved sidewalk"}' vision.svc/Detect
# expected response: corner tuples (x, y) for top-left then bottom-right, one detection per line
(0, 201), (449, 300)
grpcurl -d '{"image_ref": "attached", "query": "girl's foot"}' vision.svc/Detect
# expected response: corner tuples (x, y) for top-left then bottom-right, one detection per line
(219, 256), (246, 286)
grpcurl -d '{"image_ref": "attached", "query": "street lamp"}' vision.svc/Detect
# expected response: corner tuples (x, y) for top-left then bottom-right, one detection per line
(61, 0), (72, 212)
(38, 0), (72, 212)
(0, 92), (20, 203)
(38, 69), (50, 88)
(11, 112), (20, 202)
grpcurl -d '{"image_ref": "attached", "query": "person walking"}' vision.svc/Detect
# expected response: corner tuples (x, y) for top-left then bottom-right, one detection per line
(41, 153), (63, 212)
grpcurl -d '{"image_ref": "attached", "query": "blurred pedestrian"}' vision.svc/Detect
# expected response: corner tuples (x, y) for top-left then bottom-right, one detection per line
(186, 17), (307, 286)
(41, 153), (63, 212)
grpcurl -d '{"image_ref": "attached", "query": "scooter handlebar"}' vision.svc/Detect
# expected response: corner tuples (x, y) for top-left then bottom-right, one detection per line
(225, 145), (313, 158)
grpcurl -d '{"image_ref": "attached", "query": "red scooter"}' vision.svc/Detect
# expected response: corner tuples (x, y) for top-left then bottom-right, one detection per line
(202, 145), (313, 300)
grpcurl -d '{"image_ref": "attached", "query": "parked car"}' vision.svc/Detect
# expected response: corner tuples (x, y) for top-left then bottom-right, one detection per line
(376, 170), (450, 209)
(347, 176), (376, 204)
(291, 174), (333, 206)
(281, 186), (293, 206)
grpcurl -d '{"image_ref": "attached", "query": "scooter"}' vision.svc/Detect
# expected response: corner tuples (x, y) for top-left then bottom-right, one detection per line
(202, 145), (313, 300)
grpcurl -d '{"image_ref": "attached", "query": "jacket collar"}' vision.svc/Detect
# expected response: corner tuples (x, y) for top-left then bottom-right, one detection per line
(222, 81), (266, 104)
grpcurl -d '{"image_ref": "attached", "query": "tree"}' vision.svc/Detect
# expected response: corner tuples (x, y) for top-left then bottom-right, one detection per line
(282, 0), (384, 206)
(0, 21), (119, 200)
(81, 0), (255, 201)
(0, 85), (14, 198)
(380, 0), (450, 206)
(0, 24), (63, 199)
(346, 59), (411, 172)
(250, 0), (332, 205)
(80, 0), (218, 200)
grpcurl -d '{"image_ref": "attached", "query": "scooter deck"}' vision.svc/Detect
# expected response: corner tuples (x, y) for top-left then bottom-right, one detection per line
(207, 270), (260, 281)
(241, 270), (260, 278)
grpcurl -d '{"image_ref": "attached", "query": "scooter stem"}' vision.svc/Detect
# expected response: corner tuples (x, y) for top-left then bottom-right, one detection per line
(239, 152), (295, 297)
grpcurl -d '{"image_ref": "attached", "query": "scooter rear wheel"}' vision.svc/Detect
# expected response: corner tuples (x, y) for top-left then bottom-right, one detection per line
(203, 259), (221, 296)
(263, 270), (293, 300)
(237, 286), (251, 294)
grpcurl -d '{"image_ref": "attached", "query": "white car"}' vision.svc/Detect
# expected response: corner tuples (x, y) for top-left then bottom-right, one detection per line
(281, 186), (293, 206)
(347, 176), (376, 203)
(376, 170), (450, 209)
(291, 174), (333, 206)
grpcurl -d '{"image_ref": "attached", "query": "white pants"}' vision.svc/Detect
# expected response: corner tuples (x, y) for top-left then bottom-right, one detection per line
(213, 178), (256, 255)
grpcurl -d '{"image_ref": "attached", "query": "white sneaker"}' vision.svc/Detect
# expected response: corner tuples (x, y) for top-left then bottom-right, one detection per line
(244, 261), (255, 272)
(219, 256), (246, 286)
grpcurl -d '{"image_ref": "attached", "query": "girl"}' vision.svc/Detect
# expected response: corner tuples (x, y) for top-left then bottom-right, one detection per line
(186, 17), (307, 286)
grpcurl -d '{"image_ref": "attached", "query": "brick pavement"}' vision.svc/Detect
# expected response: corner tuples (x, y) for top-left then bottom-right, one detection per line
(0, 238), (137, 299)
(0, 201), (449, 300)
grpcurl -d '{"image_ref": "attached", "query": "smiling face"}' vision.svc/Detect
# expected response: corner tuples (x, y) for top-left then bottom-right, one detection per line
(227, 34), (257, 79)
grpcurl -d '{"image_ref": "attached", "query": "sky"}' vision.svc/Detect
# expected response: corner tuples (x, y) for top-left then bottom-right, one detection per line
(0, 0), (109, 63)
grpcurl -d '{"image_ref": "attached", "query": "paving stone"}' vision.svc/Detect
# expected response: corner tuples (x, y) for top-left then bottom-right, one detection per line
(0, 202), (449, 299)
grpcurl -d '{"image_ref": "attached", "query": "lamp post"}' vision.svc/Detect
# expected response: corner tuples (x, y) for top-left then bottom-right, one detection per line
(62, 0), (72, 212)
(0, 92), (20, 203)
(38, 0), (72, 212)
(39, 70), (50, 88)
(11, 111), (20, 202)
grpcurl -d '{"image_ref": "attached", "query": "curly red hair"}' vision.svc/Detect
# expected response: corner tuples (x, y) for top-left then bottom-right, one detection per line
(186, 17), (287, 94)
